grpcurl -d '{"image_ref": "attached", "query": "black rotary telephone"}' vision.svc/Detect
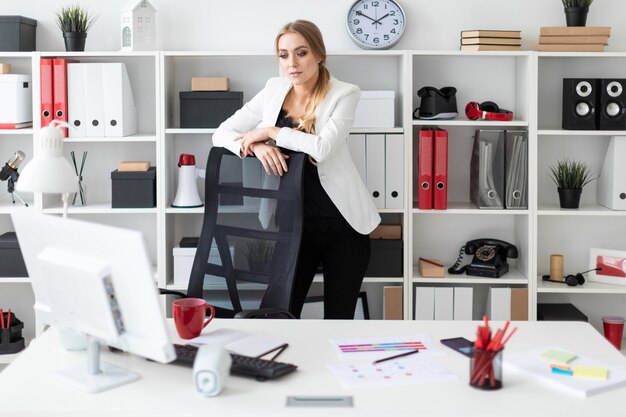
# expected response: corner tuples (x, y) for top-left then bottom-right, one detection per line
(448, 238), (519, 278)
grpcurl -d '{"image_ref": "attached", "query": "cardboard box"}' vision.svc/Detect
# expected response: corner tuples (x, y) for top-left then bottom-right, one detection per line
(0, 74), (32, 125)
(191, 77), (229, 91)
(118, 161), (150, 172)
(383, 286), (403, 320)
(0, 64), (11, 74)
(0, 16), (37, 52)
(418, 258), (445, 278)
(179, 91), (243, 128)
(111, 167), (156, 208)
(370, 224), (402, 239)
(353, 90), (395, 128)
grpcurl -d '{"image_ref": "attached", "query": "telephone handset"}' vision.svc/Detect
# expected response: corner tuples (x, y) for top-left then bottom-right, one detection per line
(448, 238), (518, 278)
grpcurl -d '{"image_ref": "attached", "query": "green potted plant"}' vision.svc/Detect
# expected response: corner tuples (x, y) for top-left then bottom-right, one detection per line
(240, 239), (276, 273)
(548, 159), (596, 209)
(562, 0), (593, 27)
(55, 5), (97, 52)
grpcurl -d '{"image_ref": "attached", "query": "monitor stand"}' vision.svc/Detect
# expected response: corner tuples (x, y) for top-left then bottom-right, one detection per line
(50, 335), (139, 393)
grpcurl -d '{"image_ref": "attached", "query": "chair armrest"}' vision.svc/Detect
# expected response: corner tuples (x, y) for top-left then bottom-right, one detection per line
(234, 307), (296, 319)
(158, 288), (187, 299)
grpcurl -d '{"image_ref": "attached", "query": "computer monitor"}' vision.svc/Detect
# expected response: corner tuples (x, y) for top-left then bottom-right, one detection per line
(12, 213), (176, 393)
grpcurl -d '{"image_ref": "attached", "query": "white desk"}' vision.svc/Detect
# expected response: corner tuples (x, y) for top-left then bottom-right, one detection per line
(0, 319), (625, 417)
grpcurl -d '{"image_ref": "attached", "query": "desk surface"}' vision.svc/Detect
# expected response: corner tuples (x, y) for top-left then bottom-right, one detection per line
(1, 319), (625, 417)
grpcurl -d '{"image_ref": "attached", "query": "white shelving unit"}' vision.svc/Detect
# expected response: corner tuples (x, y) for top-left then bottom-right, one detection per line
(3, 49), (626, 363)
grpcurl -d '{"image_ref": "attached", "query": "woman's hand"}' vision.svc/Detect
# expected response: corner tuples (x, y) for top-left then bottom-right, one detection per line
(235, 127), (279, 156)
(249, 143), (289, 176)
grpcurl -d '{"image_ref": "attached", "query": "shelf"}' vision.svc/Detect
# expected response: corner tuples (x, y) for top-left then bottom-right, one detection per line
(412, 202), (529, 215)
(538, 52), (626, 58)
(0, 204), (35, 214)
(538, 129), (626, 136)
(166, 205), (261, 214)
(413, 120), (529, 127)
(412, 266), (527, 284)
(537, 277), (626, 294)
(40, 51), (159, 58)
(63, 134), (158, 143)
(0, 129), (33, 136)
(412, 50), (533, 57)
(0, 277), (30, 284)
(165, 127), (404, 135)
(44, 203), (158, 214)
(537, 204), (626, 216)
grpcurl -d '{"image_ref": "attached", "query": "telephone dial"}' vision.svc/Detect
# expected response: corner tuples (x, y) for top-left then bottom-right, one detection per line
(448, 239), (519, 278)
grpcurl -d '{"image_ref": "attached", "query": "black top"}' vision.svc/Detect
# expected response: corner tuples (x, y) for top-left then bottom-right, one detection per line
(276, 109), (341, 219)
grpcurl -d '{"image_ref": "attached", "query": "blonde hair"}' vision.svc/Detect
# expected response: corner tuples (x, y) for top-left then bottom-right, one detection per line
(275, 20), (331, 134)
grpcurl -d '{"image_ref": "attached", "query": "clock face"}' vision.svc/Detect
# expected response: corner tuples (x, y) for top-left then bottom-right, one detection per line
(346, 0), (406, 50)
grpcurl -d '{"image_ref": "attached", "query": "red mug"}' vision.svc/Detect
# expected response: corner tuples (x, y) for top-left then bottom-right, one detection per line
(173, 298), (216, 339)
(602, 315), (625, 351)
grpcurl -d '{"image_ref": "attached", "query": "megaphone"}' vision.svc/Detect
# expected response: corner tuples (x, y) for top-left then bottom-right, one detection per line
(171, 154), (205, 208)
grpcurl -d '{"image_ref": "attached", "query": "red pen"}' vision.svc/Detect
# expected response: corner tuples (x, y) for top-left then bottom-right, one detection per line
(0, 308), (4, 329)
(6, 309), (10, 329)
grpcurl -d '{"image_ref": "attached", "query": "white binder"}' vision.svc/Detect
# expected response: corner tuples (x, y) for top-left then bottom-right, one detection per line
(434, 287), (454, 320)
(67, 64), (86, 137)
(414, 286), (435, 320)
(453, 287), (473, 320)
(102, 63), (137, 137)
(84, 64), (105, 137)
(385, 134), (404, 209)
(487, 287), (511, 320)
(366, 134), (385, 209)
(598, 136), (626, 210)
(347, 134), (366, 183)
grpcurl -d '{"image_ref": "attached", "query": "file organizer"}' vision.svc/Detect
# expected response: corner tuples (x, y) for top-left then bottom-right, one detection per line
(504, 130), (528, 209)
(470, 130), (505, 209)
(0, 311), (25, 355)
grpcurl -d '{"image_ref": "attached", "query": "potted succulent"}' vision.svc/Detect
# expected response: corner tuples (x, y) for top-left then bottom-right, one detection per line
(562, 0), (593, 27)
(55, 5), (98, 52)
(548, 159), (596, 209)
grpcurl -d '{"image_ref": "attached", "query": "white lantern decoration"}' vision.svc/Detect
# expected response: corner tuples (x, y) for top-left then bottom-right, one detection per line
(120, 0), (157, 51)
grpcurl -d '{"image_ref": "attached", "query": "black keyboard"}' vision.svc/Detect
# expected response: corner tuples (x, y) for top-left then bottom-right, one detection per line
(173, 344), (297, 381)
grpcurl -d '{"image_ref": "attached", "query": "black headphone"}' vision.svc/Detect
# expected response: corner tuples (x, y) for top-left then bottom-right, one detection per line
(542, 267), (600, 287)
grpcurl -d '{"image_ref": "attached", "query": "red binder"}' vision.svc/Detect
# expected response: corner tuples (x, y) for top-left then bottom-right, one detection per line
(418, 129), (433, 210)
(433, 129), (448, 210)
(40, 58), (54, 128)
(52, 58), (74, 137)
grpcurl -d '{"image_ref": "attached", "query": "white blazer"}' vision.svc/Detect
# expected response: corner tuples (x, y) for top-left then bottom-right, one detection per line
(213, 76), (381, 235)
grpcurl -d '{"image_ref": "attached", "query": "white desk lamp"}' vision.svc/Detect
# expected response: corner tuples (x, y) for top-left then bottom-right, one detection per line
(16, 121), (79, 218)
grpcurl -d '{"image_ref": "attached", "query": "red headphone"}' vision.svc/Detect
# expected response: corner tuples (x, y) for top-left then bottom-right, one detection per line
(465, 101), (514, 121)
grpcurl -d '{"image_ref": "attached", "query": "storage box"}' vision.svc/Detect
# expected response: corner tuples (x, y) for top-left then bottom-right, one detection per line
(0, 74), (32, 125)
(353, 90), (395, 128)
(191, 77), (229, 91)
(0, 16), (37, 52)
(111, 167), (156, 208)
(173, 245), (233, 286)
(0, 64), (11, 74)
(365, 239), (403, 277)
(179, 91), (243, 128)
(0, 232), (27, 277)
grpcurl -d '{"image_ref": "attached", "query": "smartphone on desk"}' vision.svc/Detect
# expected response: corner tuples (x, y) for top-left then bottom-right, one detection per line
(440, 337), (474, 357)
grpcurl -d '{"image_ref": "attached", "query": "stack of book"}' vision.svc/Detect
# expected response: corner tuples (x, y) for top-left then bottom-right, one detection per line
(537, 26), (611, 52)
(460, 30), (522, 51)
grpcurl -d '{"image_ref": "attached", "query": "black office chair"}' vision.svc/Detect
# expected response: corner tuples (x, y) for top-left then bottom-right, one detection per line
(162, 147), (305, 319)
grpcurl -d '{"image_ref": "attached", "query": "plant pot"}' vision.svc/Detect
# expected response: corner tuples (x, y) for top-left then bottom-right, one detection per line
(558, 187), (582, 209)
(564, 7), (589, 27)
(63, 32), (87, 52)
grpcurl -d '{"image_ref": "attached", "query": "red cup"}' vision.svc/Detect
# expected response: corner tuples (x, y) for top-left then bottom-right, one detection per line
(602, 315), (625, 350)
(173, 298), (216, 339)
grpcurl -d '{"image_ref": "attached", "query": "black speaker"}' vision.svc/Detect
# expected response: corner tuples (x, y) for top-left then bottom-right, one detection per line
(562, 78), (598, 130)
(598, 79), (626, 130)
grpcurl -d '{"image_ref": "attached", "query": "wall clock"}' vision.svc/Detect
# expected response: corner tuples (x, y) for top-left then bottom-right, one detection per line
(346, 0), (406, 50)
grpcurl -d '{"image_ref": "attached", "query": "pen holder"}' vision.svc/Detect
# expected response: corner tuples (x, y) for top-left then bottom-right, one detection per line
(469, 348), (503, 390)
(0, 312), (25, 355)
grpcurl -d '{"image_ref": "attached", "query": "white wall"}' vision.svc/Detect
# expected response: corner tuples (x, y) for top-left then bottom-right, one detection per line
(1, 0), (625, 52)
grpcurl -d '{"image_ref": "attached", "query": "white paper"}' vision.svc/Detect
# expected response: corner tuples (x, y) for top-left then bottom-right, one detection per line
(189, 329), (287, 358)
(330, 335), (444, 362)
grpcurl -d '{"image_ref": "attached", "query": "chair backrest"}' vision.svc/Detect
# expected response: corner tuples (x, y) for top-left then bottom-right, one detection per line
(187, 147), (305, 316)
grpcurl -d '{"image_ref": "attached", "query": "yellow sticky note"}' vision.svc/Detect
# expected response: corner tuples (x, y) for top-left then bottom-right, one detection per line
(541, 349), (577, 364)
(574, 366), (608, 380)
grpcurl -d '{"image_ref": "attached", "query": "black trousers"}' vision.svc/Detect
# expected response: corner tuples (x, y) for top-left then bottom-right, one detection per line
(290, 218), (370, 319)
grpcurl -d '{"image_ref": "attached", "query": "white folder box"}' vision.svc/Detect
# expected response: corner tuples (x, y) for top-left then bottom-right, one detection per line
(366, 134), (385, 209)
(173, 245), (232, 286)
(353, 91), (395, 128)
(83, 63), (105, 137)
(434, 287), (454, 320)
(487, 287), (511, 321)
(385, 134), (404, 209)
(0, 74), (32, 124)
(598, 136), (626, 210)
(347, 133), (366, 183)
(414, 286), (435, 320)
(453, 287), (473, 320)
(67, 63), (86, 137)
(102, 63), (137, 137)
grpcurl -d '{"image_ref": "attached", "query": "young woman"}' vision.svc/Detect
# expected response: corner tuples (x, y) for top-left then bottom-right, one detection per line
(213, 20), (380, 319)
